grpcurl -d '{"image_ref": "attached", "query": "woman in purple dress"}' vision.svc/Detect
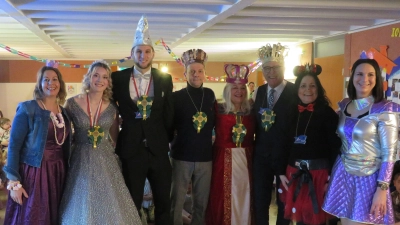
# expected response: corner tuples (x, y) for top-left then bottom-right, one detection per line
(322, 58), (399, 225)
(3, 65), (71, 225)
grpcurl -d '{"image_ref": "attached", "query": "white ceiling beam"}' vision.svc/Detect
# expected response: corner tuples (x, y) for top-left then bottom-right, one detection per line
(35, 19), (198, 27)
(201, 29), (329, 35)
(15, 2), (220, 15)
(0, 0), (72, 57)
(238, 7), (400, 19)
(26, 11), (208, 23)
(222, 16), (374, 26)
(252, 0), (400, 10)
(24, 0), (236, 4)
(170, 0), (258, 48)
(211, 23), (350, 31)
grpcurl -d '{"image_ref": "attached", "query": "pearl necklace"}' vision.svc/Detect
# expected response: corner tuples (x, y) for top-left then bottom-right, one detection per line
(40, 100), (66, 145)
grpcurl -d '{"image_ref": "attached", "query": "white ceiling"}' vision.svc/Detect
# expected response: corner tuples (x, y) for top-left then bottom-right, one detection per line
(0, 0), (400, 62)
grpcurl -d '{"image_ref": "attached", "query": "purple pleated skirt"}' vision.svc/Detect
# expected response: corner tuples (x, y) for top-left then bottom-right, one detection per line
(322, 157), (394, 225)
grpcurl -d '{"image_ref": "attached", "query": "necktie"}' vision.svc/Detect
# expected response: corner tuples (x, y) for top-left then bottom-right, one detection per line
(298, 104), (314, 112)
(268, 89), (275, 109)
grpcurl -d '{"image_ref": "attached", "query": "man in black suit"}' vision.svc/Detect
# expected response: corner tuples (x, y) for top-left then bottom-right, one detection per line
(111, 16), (173, 225)
(253, 43), (295, 225)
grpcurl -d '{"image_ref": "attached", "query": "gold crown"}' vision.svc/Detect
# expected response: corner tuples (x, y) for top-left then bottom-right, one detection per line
(181, 49), (208, 67)
(224, 64), (250, 84)
(258, 43), (289, 64)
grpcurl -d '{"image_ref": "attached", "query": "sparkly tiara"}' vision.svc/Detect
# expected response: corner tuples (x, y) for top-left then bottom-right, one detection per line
(46, 60), (59, 68)
(360, 51), (374, 59)
(224, 64), (250, 84)
(258, 43), (289, 64)
(181, 49), (207, 67)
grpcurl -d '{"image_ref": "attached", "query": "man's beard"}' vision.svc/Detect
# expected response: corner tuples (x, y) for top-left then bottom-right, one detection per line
(134, 59), (152, 70)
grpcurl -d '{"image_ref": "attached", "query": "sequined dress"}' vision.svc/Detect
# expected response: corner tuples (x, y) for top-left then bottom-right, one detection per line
(59, 98), (141, 225)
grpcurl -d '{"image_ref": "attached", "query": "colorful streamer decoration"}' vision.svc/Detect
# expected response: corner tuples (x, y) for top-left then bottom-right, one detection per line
(0, 43), (131, 68)
(155, 39), (184, 66)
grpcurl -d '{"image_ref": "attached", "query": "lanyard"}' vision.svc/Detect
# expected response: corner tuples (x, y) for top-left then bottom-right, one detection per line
(87, 94), (103, 128)
(132, 74), (153, 98)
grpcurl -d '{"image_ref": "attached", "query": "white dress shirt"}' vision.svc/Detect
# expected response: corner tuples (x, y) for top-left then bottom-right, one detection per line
(129, 67), (154, 102)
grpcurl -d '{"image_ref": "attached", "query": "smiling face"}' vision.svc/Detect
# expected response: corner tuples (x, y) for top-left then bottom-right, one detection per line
(41, 70), (60, 98)
(1, 121), (11, 130)
(132, 45), (154, 70)
(353, 63), (376, 99)
(262, 61), (284, 88)
(89, 67), (110, 93)
(185, 63), (205, 88)
(230, 83), (247, 106)
(298, 75), (318, 104)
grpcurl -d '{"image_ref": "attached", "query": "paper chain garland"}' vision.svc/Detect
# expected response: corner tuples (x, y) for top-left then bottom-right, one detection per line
(1, 39), (262, 80)
(0, 43), (131, 68)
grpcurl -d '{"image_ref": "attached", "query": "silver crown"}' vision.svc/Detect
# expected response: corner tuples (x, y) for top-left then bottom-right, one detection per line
(258, 43), (289, 64)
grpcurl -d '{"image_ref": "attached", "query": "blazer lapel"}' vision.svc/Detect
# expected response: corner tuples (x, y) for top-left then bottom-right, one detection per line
(122, 67), (139, 112)
(152, 68), (161, 105)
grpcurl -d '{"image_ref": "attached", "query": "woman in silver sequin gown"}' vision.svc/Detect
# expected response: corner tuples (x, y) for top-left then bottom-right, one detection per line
(59, 61), (141, 225)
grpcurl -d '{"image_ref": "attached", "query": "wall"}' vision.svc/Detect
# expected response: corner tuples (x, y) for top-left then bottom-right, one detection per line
(314, 55), (345, 109)
(344, 21), (400, 76)
(0, 59), (259, 120)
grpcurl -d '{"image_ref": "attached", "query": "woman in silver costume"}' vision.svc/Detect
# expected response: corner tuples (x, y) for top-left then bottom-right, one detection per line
(323, 57), (399, 225)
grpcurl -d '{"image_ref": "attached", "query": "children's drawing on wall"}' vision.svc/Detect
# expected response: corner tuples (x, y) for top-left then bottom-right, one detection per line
(67, 84), (77, 95)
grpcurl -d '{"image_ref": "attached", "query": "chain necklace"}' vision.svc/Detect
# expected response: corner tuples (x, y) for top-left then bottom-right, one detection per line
(40, 100), (66, 145)
(294, 111), (313, 145)
(186, 87), (207, 133)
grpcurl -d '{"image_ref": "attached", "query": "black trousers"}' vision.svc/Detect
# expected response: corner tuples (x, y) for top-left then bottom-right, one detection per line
(121, 148), (172, 225)
(253, 154), (290, 225)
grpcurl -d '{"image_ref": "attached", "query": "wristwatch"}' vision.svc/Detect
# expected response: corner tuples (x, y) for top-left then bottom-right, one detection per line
(377, 182), (389, 191)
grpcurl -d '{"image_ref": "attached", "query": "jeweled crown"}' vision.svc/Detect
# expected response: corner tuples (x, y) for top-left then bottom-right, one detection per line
(258, 43), (289, 65)
(224, 64), (250, 84)
(181, 49), (208, 67)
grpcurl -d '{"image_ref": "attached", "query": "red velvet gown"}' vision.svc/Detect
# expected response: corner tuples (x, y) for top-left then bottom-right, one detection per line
(206, 110), (255, 225)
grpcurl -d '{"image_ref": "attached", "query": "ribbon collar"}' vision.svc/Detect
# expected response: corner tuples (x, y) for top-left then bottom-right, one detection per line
(298, 103), (314, 112)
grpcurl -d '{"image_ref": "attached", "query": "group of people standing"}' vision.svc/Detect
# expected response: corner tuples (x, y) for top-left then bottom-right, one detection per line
(2, 15), (400, 225)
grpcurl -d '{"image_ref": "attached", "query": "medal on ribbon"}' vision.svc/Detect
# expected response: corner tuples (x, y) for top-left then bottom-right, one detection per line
(137, 95), (153, 120)
(87, 94), (104, 149)
(192, 112), (207, 133)
(88, 126), (104, 148)
(186, 87), (207, 133)
(132, 73), (153, 120)
(259, 107), (275, 131)
(232, 123), (247, 147)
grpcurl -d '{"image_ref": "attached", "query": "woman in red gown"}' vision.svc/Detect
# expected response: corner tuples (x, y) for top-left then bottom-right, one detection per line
(206, 64), (255, 225)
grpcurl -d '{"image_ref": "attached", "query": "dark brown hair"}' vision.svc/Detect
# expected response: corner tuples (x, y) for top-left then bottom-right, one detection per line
(347, 59), (383, 102)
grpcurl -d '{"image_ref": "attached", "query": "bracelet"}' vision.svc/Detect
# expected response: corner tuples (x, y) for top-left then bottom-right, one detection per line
(7, 181), (22, 191)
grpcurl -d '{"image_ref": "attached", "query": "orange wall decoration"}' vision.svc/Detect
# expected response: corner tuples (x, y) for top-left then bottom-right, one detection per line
(344, 21), (400, 77)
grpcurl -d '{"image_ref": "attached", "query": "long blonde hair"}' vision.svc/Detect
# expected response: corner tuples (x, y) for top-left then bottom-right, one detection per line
(81, 60), (113, 101)
(221, 83), (251, 115)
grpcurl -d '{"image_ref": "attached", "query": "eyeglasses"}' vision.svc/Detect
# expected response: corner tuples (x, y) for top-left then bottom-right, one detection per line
(262, 66), (282, 73)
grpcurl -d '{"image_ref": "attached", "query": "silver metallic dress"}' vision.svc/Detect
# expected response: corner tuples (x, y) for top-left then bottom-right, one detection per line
(323, 98), (399, 225)
(59, 98), (141, 225)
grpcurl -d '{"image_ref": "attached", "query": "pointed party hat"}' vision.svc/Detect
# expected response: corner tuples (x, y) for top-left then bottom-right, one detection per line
(133, 15), (153, 47)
